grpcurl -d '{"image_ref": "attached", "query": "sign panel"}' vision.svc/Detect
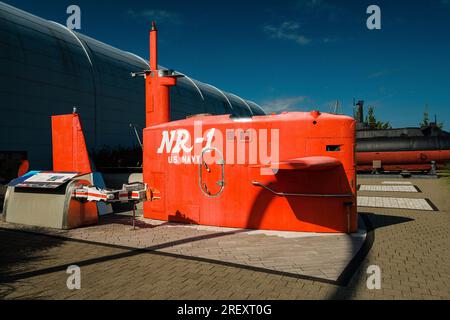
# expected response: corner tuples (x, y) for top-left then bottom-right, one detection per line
(9, 171), (79, 189)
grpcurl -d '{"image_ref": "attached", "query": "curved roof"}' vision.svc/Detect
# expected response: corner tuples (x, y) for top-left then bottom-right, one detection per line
(0, 1), (265, 169)
(247, 101), (266, 116)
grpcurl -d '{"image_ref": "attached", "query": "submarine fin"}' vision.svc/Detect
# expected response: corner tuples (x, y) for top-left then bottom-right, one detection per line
(254, 156), (342, 171)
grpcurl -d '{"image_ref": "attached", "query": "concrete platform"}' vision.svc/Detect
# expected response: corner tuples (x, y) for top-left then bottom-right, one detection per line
(359, 185), (418, 192)
(357, 196), (435, 211)
(0, 213), (368, 283)
(381, 181), (413, 185)
(358, 174), (437, 179)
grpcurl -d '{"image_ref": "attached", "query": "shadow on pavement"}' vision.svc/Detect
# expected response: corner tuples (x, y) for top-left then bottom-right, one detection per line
(98, 214), (163, 229)
(329, 211), (414, 300)
(1, 211), (415, 299)
(0, 227), (65, 299)
(0, 225), (251, 286)
(363, 212), (414, 229)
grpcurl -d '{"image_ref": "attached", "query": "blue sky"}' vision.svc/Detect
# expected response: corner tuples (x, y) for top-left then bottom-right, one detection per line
(4, 0), (450, 129)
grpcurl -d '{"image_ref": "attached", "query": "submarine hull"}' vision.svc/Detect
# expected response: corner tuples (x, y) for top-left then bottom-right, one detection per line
(143, 112), (358, 233)
(357, 150), (450, 172)
(356, 135), (450, 172)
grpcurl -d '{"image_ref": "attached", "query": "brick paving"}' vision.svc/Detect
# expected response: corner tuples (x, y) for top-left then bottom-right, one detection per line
(0, 177), (449, 299)
(0, 214), (367, 282)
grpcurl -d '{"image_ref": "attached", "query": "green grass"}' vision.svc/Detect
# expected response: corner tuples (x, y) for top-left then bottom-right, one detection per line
(438, 163), (450, 184)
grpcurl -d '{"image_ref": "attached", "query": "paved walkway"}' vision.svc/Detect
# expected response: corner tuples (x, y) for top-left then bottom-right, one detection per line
(0, 177), (449, 299)
(0, 214), (367, 283)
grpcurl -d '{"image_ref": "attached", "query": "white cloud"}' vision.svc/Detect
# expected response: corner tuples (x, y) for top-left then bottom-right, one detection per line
(127, 9), (181, 24)
(322, 37), (339, 43)
(297, 0), (333, 10)
(295, 0), (342, 22)
(263, 0), (345, 46)
(368, 68), (402, 79)
(263, 21), (312, 45)
(261, 96), (309, 113)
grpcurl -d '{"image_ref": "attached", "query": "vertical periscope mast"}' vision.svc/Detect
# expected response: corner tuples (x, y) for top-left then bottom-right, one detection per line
(146, 22), (181, 127)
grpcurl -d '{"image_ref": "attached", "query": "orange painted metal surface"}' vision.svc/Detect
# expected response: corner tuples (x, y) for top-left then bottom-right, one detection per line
(141, 22), (357, 233)
(143, 113), (357, 233)
(145, 22), (178, 127)
(51, 113), (92, 174)
(66, 179), (99, 229)
(17, 159), (29, 177)
(262, 156), (342, 170)
(357, 150), (450, 171)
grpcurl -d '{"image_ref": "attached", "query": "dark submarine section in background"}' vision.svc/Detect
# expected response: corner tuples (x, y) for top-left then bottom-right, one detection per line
(354, 100), (450, 173)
